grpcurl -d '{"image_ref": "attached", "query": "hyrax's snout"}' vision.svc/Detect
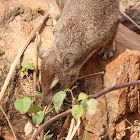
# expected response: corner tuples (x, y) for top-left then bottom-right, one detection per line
(41, 77), (63, 106)
(41, 94), (54, 106)
(41, 97), (47, 106)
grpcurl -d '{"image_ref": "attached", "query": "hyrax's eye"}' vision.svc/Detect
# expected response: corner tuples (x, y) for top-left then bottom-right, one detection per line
(52, 82), (61, 91)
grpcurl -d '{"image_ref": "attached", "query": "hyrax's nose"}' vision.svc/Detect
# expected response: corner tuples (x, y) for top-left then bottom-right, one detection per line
(41, 94), (54, 106)
(41, 97), (47, 106)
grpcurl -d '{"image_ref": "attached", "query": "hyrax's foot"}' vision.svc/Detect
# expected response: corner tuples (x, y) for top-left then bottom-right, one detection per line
(99, 42), (115, 60)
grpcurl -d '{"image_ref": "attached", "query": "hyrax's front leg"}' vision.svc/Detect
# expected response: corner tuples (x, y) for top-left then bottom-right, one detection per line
(99, 36), (116, 60)
(99, 20), (119, 60)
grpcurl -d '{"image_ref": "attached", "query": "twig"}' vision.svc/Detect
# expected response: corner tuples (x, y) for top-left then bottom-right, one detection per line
(70, 90), (74, 105)
(93, 80), (140, 99)
(120, 11), (140, 30)
(125, 119), (140, 138)
(0, 104), (17, 140)
(131, 127), (140, 138)
(57, 114), (72, 140)
(24, 113), (36, 127)
(33, 33), (41, 91)
(40, 129), (44, 140)
(43, 104), (54, 116)
(125, 119), (133, 126)
(0, 13), (50, 102)
(31, 109), (71, 140)
(68, 71), (104, 90)
(66, 118), (74, 140)
(68, 119), (80, 140)
(33, 34), (38, 92)
(77, 71), (104, 81)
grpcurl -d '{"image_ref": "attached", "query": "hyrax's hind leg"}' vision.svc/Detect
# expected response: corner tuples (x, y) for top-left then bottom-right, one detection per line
(98, 36), (116, 60)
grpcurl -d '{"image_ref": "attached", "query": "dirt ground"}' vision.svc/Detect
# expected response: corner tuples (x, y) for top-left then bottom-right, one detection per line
(0, 0), (140, 140)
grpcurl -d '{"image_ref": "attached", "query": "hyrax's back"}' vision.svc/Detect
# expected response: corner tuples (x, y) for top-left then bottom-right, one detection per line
(54, 0), (119, 61)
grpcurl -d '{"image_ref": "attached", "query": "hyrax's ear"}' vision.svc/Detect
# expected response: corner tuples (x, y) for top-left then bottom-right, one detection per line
(63, 53), (74, 69)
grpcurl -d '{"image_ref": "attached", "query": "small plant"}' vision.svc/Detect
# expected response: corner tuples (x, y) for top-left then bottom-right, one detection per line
(18, 62), (34, 78)
(15, 62), (44, 125)
(14, 62), (98, 139)
(14, 94), (44, 125)
(15, 62), (54, 139)
(53, 87), (98, 119)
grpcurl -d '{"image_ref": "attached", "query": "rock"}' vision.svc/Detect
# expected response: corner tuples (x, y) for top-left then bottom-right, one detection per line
(79, 24), (140, 140)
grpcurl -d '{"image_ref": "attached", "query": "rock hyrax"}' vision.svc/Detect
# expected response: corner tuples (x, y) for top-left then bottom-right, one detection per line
(38, 0), (120, 105)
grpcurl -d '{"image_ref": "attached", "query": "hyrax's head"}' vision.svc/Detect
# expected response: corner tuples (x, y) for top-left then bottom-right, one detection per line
(38, 46), (79, 106)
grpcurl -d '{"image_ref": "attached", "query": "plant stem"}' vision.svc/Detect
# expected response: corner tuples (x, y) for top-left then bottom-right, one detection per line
(94, 80), (140, 99)
(31, 110), (71, 140)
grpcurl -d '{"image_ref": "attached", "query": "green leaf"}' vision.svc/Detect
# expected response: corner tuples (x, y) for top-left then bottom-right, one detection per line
(24, 70), (28, 76)
(81, 99), (88, 114)
(44, 119), (47, 123)
(27, 95), (35, 98)
(32, 111), (44, 125)
(44, 130), (50, 137)
(64, 88), (71, 92)
(29, 105), (42, 113)
(78, 92), (87, 101)
(34, 91), (42, 98)
(14, 97), (33, 114)
(21, 62), (34, 70)
(19, 95), (25, 99)
(72, 105), (84, 119)
(19, 71), (24, 78)
(53, 91), (66, 113)
(88, 99), (98, 116)
(87, 95), (94, 98)
(45, 134), (53, 140)
(81, 99), (98, 116)
(71, 86), (78, 91)
(32, 106), (42, 113)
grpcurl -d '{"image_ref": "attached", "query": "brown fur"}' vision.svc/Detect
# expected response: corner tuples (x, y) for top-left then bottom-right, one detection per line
(38, 0), (120, 105)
